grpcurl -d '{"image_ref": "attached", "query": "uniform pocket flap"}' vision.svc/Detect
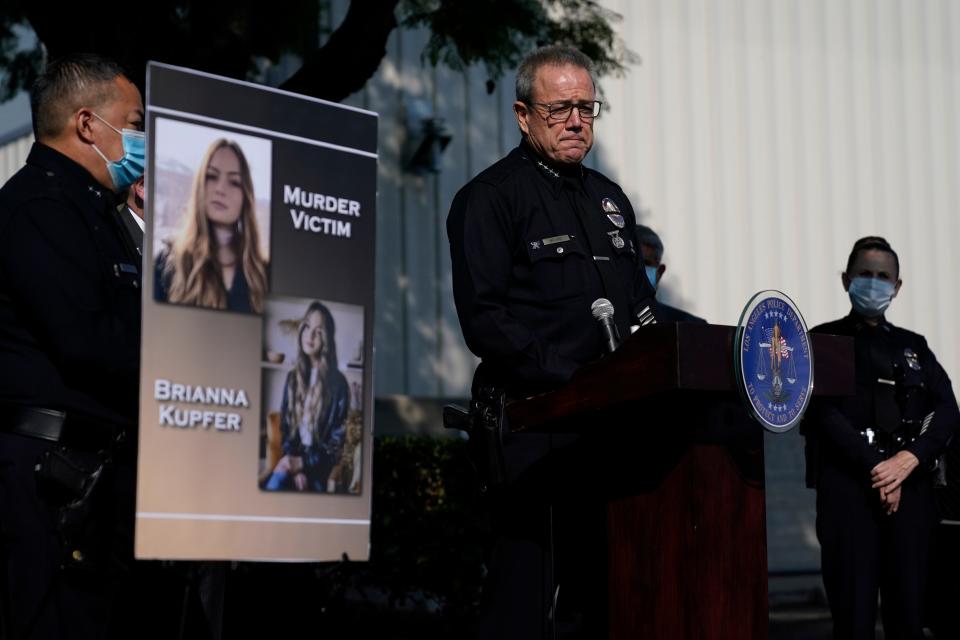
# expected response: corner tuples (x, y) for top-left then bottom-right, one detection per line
(526, 234), (584, 262)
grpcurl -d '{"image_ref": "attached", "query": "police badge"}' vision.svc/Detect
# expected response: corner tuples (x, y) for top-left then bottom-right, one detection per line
(904, 348), (922, 371)
(601, 198), (619, 213)
(601, 197), (625, 228)
(734, 290), (814, 433)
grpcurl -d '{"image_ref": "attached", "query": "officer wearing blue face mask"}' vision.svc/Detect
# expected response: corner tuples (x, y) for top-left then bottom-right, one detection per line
(634, 224), (706, 324)
(803, 236), (960, 640)
(89, 111), (146, 192)
(0, 53), (144, 638)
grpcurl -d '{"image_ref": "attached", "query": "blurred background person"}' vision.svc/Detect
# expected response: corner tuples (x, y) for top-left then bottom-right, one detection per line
(633, 223), (705, 324)
(118, 175), (144, 256)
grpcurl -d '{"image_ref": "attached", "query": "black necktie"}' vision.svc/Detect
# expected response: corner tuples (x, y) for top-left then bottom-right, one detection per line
(864, 327), (901, 433)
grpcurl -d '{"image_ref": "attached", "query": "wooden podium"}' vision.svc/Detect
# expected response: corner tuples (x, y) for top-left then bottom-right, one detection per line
(506, 323), (853, 639)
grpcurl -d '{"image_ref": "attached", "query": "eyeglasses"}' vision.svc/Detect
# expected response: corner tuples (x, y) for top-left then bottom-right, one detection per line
(528, 100), (603, 121)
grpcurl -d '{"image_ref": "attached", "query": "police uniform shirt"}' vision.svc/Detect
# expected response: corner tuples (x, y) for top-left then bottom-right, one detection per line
(126, 206), (145, 234)
(121, 204), (145, 255)
(0, 143), (142, 426)
(447, 139), (658, 396)
(808, 312), (959, 476)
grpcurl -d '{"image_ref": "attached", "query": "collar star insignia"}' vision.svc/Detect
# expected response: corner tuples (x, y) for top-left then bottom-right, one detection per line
(535, 159), (560, 179)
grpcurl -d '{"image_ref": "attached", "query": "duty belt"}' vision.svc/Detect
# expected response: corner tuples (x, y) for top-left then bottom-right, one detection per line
(0, 406), (125, 451)
(859, 417), (931, 458)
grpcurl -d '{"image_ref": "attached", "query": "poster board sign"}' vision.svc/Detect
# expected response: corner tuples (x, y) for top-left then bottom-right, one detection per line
(135, 63), (377, 561)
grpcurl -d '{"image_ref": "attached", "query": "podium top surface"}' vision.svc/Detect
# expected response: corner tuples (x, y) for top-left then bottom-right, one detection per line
(506, 322), (853, 433)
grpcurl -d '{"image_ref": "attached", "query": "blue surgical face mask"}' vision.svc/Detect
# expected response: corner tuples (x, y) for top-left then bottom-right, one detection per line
(90, 112), (145, 191)
(847, 276), (896, 318)
(645, 265), (659, 289)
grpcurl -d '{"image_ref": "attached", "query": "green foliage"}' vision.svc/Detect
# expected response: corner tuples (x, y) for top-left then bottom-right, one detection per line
(0, 4), (42, 102)
(157, 0), (321, 78)
(222, 435), (490, 637)
(401, 0), (637, 88)
(0, 0), (634, 104)
(0, 0), (322, 99)
(370, 435), (490, 616)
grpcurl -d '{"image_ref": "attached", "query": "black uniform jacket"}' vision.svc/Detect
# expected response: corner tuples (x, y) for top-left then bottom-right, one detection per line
(659, 302), (706, 324)
(447, 140), (658, 397)
(805, 312), (959, 479)
(0, 143), (141, 427)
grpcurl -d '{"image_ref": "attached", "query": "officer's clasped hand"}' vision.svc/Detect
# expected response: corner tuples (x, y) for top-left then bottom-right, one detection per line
(870, 449), (920, 494)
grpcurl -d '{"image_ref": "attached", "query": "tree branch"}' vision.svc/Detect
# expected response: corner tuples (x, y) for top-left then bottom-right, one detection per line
(280, 0), (400, 102)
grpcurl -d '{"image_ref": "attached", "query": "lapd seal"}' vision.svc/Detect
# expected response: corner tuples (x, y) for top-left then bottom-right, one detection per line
(734, 290), (814, 433)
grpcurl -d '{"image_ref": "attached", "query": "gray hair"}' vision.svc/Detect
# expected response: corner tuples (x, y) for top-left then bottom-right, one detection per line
(31, 53), (126, 141)
(515, 45), (597, 104)
(634, 224), (664, 263)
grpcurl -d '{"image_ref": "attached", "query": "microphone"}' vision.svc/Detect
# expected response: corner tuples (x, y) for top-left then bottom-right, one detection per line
(591, 298), (620, 353)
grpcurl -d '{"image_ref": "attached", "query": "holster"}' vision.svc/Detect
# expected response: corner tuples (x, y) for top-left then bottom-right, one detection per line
(443, 385), (507, 493)
(933, 451), (948, 489)
(35, 445), (110, 571)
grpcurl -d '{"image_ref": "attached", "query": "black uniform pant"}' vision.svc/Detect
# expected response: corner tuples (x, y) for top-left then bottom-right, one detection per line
(475, 433), (607, 640)
(816, 461), (936, 640)
(0, 431), (144, 639)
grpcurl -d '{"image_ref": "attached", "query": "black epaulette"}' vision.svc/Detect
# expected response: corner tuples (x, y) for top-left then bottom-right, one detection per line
(885, 323), (926, 348)
(585, 166), (618, 187)
(470, 149), (528, 188)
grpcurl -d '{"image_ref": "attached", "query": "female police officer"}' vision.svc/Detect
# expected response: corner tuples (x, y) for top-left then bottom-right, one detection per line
(804, 236), (959, 639)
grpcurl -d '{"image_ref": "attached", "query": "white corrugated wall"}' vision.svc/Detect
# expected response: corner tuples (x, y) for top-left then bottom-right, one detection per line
(597, 0), (959, 382)
(0, 134), (32, 184)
